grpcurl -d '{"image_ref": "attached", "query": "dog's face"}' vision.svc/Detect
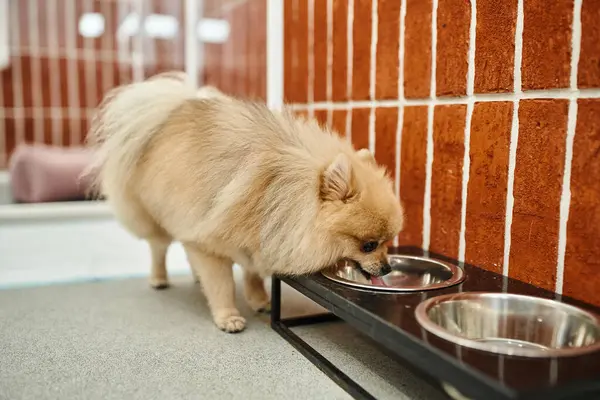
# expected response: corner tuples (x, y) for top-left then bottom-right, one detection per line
(318, 149), (404, 277)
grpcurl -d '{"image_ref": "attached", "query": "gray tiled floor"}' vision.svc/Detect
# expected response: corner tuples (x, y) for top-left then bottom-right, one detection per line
(0, 213), (446, 399)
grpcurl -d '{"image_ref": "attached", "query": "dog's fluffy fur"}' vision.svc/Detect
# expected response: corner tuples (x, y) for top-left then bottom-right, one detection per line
(84, 72), (404, 332)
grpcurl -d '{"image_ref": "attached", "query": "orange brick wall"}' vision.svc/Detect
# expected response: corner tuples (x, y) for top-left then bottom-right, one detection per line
(283, 0), (600, 305)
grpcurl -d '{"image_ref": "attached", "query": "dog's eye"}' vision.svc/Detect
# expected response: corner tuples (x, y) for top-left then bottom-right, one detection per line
(360, 241), (378, 253)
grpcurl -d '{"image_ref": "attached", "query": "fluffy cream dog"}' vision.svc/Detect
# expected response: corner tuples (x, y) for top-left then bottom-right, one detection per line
(84, 72), (404, 333)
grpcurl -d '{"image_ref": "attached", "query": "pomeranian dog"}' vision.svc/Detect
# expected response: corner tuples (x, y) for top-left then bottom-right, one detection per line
(84, 71), (404, 333)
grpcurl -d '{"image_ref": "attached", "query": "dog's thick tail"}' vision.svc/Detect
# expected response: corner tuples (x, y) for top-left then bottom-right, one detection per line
(82, 71), (197, 197)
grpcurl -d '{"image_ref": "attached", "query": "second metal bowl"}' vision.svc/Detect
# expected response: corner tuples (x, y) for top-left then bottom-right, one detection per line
(415, 292), (600, 358)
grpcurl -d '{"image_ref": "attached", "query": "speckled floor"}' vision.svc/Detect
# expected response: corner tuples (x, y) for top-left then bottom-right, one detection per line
(0, 213), (445, 400)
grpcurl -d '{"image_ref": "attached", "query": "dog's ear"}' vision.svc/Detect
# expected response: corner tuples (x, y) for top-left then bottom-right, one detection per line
(356, 148), (376, 165)
(321, 153), (356, 202)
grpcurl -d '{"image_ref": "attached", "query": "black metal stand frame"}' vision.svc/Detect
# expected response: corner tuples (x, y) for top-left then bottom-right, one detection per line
(270, 276), (377, 400)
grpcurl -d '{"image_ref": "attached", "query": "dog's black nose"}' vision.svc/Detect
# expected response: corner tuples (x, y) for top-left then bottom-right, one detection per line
(379, 262), (392, 276)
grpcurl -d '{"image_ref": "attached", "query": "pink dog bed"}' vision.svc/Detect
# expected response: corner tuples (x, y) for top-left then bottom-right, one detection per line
(8, 144), (95, 203)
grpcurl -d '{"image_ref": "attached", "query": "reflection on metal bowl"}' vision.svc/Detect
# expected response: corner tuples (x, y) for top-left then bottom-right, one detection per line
(415, 292), (600, 358)
(321, 255), (465, 292)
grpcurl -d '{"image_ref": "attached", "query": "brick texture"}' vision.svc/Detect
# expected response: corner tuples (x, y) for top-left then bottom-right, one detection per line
(331, 0), (348, 101)
(374, 108), (398, 181)
(313, 0), (328, 102)
(430, 105), (466, 259)
(314, 109), (328, 128)
(351, 108), (371, 150)
(474, 0), (517, 93)
(521, 0), (573, 90)
(398, 106), (428, 247)
(284, 0), (309, 103)
(465, 102), (513, 273)
(564, 99), (600, 306)
(352, 0), (372, 100)
(578, 0), (600, 88)
(331, 109), (347, 137)
(436, 0), (470, 97)
(509, 100), (568, 291)
(375, 0), (400, 99)
(404, 0), (432, 98)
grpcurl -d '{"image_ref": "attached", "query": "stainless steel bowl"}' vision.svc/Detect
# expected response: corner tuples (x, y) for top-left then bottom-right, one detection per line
(321, 255), (465, 292)
(415, 292), (600, 358)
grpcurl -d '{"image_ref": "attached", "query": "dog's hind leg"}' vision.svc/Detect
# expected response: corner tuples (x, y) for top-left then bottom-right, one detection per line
(104, 190), (172, 289)
(184, 244), (246, 333)
(148, 236), (172, 289)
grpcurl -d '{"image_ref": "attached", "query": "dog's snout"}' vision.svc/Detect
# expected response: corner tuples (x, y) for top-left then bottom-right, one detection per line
(379, 261), (392, 276)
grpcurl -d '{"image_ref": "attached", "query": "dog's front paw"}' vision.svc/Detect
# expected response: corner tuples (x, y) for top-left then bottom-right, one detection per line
(215, 315), (247, 333)
(213, 309), (246, 333)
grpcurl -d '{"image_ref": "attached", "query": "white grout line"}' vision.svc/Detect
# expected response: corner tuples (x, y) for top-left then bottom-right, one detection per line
(267, 0), (284, 110)
(326, 0), (333, 127)
(556, 99), (576, 295)
(10, 1), (24, 146)
(345, 106), (353, 142)
(345, 0), (354, 142)
(28, 1), (43, 145)
(133, 0), (144, 82)
(368, 0), (378, 154)
(101, 0), (113, 96)
(570, 0), (583, 90)
(185, 0), (199, 89)
(556, 0), (583, 295)
(235, 4), (246, 95)
(174, 5), (183, 72)
(513, 0), (524, 95)
(47, 0), (62, 146)
(466, 0), (477, 97)
(256, 0), (265, 98)
(117, 2), (129, 84)
(66, 0), (80, 145)
(430, 0), (438, 100)
(116, 2), (126, 66)
(288, 88), (600, 110)
(290, 0), (299, 100)
(459, 101), (473, 263)
(84, 0), (97, 111)
(368, 107), (375, 152)
(369, 1), (377, 94)
(458, 0), (477, 263)
(423, 103), (434, 253)
(503, 0), (525, 282)
(225, 6), (235, 94)
(394, 0), (407, 247)
(307, 0), (315, 118)
(422, 0), (438, 253)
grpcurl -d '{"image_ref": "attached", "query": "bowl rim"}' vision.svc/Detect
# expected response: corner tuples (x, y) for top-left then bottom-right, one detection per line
(414, 291), (600, 358)
(320, 254), (466, 292)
